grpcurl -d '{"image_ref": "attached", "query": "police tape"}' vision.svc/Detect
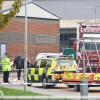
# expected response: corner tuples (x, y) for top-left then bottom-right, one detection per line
(0, 96), (100, 100)
(0, 82), (30, 85)
(2, 96), (100, 100)
(1, 82), (100, 86)
(0, 68), (32, 72)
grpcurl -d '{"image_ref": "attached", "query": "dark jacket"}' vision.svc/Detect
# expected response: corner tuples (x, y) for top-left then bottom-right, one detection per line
(21, 59), (34, 69)
(14, 56), (22, 69)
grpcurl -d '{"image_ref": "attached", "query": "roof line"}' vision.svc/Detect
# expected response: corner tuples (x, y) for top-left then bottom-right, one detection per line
(1, 1), (61, 19)
(31, 1), (61, 19)
(17, 16), (60, 20)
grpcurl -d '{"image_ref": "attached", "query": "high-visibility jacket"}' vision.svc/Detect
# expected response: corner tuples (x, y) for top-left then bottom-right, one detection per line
(1, 56), (11, 71)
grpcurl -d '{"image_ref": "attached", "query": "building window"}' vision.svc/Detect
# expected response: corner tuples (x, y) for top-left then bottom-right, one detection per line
(35, 35), (58, 44)
(35, 35), (45, 43)
(60, 33), (76, 51)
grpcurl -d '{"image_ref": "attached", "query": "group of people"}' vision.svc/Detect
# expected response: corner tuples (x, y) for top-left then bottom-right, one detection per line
(1, 53), (32, 83)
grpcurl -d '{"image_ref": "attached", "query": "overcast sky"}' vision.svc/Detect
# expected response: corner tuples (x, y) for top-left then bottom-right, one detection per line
(33, 0), (100, 19)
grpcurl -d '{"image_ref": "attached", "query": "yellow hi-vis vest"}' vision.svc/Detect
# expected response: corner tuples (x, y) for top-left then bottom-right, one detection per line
(1, 56), (11, 71)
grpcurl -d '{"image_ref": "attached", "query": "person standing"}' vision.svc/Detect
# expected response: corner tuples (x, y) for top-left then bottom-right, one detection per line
(1, 53), (11, 83)
(13, 56), (22, 80)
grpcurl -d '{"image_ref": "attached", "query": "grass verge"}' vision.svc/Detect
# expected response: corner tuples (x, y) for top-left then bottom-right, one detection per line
(0, 87), (42, 96)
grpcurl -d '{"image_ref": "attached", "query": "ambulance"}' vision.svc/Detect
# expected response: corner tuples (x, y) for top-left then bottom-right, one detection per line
(27, 54), (78, 88)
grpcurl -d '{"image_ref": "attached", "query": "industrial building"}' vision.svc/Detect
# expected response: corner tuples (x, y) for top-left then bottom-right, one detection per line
(0, 1), (60, 62)
(60, 19), (100, 52)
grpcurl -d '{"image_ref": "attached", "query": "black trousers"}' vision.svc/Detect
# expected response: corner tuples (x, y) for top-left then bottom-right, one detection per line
(17, 69), (22, 80)
(3, 71), (9, 83)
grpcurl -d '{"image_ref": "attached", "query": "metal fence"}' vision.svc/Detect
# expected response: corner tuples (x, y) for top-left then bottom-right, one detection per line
(0, 96), (100, 100)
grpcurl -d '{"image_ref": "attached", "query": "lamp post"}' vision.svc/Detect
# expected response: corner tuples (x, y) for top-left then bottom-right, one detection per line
(24, 0), (28, 91)
(94, 6), (100, 23)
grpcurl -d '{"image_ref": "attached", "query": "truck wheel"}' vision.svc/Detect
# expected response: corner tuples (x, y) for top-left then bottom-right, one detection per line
(42, 77), (48, 88)
(74, 84), (80, 91)
(51, 84), (56, 88)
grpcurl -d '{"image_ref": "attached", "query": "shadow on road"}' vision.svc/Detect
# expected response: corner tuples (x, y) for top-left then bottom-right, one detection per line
(33, 86), (68, 89)
(33, 85), (100, 94)
(89, 90), (100, 93)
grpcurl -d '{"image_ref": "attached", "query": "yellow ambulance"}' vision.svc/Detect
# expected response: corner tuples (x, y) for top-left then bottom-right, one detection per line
(27, 55), (78, 88)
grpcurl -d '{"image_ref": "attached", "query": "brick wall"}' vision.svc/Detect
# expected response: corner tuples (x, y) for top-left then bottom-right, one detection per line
(0, 17), (60, 63)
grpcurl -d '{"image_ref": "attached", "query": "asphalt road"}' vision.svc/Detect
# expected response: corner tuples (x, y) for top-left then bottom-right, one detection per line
(1, 72), (100, 98)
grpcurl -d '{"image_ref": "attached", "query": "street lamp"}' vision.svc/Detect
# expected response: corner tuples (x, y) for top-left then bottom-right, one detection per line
(94, 6), (100, 23)
(24, 0), (28, 91)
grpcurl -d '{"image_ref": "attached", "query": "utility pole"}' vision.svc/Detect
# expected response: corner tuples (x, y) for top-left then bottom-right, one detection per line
(24, 0), (28, 91)
(94, 6), (100, 23)
(95, 7), (96, 23)
(80, 38), (88, 100)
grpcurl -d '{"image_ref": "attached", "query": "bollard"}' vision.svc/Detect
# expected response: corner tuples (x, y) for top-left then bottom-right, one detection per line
(80, 80), (88, 100)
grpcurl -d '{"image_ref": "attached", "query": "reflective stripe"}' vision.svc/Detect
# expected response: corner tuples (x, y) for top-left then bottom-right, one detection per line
(52, 74), (55, 81)
(34, 75), (39, 81)
(47, 67), (52, 75)
(47, 59), (55, 75)
(66, 73), (73, 79)
(75, 74), (82, 80)
(31, 68), (35, 75)
(94, 74), (100, 81)
(39, 68), (44, 75)
(61, 73), (94, 81)
(28, 74), (31, 80)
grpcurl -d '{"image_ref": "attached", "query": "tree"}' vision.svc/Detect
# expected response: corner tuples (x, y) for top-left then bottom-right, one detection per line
(0, 0), (22, 30)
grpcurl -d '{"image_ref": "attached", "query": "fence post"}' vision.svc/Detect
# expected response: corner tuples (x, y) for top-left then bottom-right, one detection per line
(80, 80), (88, 100)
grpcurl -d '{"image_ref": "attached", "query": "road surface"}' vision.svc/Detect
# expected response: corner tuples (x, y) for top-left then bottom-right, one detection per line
(0, 72), (100, 98)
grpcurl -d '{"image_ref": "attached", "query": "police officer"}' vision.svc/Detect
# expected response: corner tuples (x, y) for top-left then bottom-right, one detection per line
(14, 56), (22, 80)
(1, 53), (11, 83)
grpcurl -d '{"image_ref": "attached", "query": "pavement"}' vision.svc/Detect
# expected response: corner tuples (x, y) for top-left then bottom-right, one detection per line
(0, 72), (80, 98)
(1, 83), (100, 100)
(0, 72), (66, 96)
(1, 72), (100, 100)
